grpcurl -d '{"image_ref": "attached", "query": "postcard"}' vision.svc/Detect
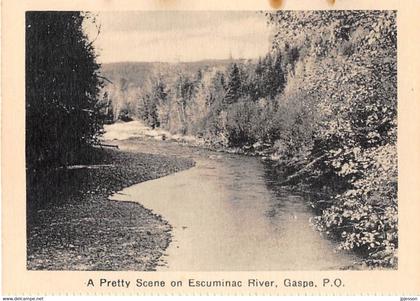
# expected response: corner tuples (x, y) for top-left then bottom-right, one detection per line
(1, 0), (419, 296)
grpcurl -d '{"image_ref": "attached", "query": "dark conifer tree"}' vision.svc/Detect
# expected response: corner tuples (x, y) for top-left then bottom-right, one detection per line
(26, 11), (104, 168)
(269, 51), (286, 98)
(225, 63), (241, 104)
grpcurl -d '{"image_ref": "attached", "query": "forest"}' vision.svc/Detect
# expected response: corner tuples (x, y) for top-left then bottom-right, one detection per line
(101, 11), (397, 267)
(27, 11), (397, 268)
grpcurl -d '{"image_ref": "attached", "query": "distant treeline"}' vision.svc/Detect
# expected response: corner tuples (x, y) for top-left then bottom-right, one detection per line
(102, 11), (397, 267)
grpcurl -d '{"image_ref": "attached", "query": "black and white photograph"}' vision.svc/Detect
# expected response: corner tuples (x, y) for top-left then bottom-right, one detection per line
(25, 10), (397, 272)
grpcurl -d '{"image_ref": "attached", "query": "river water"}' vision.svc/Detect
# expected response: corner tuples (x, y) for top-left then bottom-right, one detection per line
(110, 140), (357, 270)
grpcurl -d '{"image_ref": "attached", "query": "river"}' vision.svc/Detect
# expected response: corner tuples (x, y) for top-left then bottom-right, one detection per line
(110, 139), (358, 270)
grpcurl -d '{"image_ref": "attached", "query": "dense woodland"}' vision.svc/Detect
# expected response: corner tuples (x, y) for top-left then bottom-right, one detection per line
(26, 12), (104, 168)
(27, 11), (397, 267)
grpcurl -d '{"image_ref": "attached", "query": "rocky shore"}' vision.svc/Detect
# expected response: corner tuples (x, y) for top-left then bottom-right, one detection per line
(27, 146), (195, 270)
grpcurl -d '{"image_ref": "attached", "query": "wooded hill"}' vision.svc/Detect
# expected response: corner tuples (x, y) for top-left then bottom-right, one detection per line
(101, 59), (242, 89)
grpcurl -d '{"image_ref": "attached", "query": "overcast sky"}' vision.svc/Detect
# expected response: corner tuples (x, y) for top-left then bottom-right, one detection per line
(84, 11), (273, 63)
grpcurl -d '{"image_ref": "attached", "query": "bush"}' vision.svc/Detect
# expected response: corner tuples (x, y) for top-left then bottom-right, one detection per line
(225, 100), (259, 147)
(268, 10), (397, 267)
(314, 144), (398, 267)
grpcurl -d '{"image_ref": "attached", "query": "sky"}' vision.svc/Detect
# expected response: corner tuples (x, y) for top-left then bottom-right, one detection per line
(84, 11), (273, 63)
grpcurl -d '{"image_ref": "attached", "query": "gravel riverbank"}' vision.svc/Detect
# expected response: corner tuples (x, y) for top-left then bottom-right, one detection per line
(27, 146), (195, 270)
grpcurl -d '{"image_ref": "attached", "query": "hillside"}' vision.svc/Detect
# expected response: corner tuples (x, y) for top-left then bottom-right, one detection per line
(100, 59), (246, 88)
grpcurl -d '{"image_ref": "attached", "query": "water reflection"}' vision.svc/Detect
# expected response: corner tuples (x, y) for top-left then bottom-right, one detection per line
(112, 140), (358, 270)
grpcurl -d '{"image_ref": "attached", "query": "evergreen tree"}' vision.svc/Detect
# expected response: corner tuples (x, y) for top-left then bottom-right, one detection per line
(224, 63), (242, 105)
(153, 79), (168, 104)
(269, 51), (286, 99)
(26, 11), (103, 168)
(147, 78), (167, 128)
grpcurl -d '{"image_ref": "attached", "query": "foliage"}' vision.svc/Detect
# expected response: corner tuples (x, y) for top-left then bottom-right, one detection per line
(138, 78), (166, 128)
(225, 63), (242, 105)
(26, 12), (104, 168)
(225, 99), (259, 147)
(314, 144), (398, 267)
(267, 10), (397, 267)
